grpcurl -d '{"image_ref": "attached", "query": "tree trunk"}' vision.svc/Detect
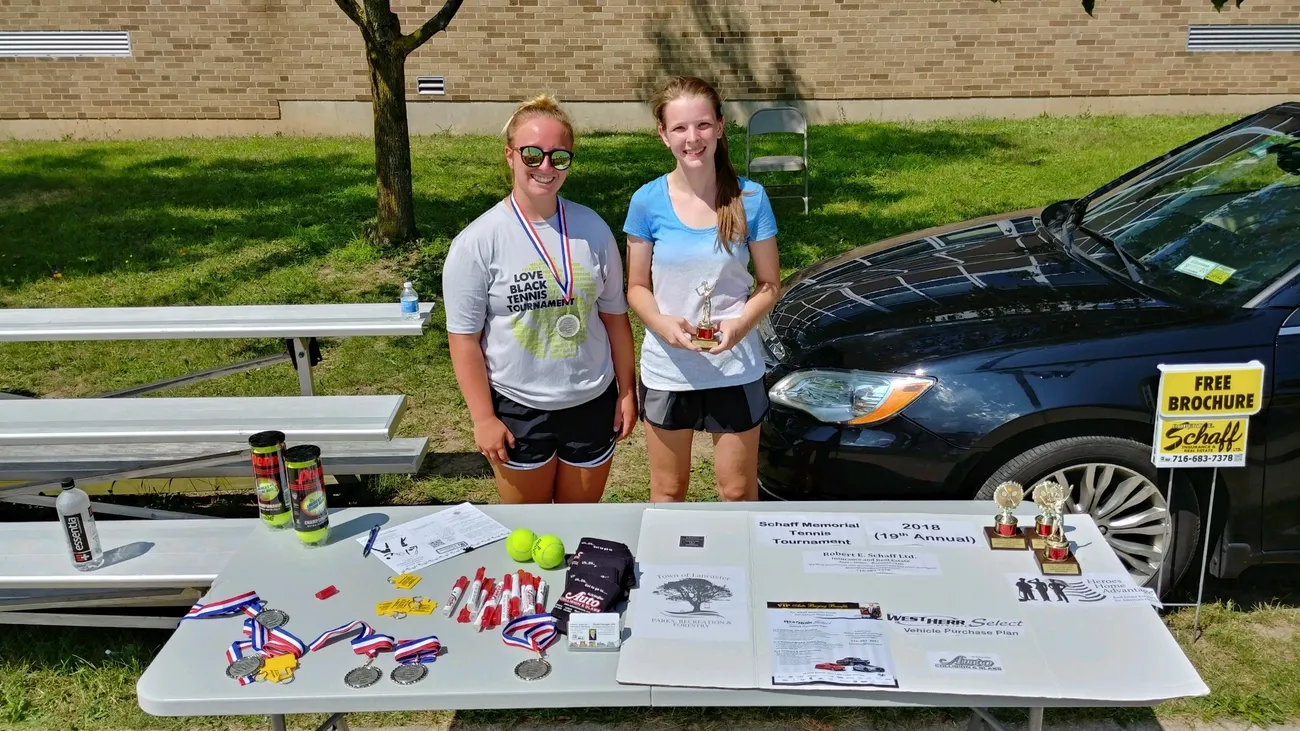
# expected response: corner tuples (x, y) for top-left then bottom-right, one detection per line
(366, 44), (417, 246)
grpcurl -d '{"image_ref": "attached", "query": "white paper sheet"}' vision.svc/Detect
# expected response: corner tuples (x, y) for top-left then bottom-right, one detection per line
(766, 602), (899, 688)
(635, 564), (750, 642)
(803, 549), (941, 576)
(356, 502), (510, 574)
(1003, 573), (1163, 608)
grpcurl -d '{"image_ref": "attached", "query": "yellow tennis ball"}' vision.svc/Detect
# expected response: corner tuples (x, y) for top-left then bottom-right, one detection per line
(506, 528), (537, 562)
(533, 534), (565, 570)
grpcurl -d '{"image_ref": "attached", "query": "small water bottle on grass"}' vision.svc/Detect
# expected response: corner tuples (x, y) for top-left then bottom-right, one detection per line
(400, 281), (419, 320)
(56, 478), (104, 571)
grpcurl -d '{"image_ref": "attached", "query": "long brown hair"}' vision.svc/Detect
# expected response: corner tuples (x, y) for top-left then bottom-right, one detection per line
(651, 76), (747, 253)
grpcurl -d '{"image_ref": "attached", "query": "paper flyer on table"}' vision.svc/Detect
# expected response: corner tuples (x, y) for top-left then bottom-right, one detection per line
(764, 601), (899, 688)
(357, 502), (509, 574)
(634, 564), (751, 642)
(803, 549), (941, 576)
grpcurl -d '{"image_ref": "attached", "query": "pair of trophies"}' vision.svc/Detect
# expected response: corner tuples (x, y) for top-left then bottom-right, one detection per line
(984, 479), (1081, 575)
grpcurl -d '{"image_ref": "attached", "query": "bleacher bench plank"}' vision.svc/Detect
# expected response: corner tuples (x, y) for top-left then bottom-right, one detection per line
(0, 518), (257, 590)
(0, 395), (408, 445)
(0, 302), (435, 342)
(0, 437), (430, 481)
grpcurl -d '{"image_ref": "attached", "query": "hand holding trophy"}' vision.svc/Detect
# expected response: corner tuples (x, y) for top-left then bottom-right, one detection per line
(691, 280), (720, 349)
(984, 481), (1029, 550)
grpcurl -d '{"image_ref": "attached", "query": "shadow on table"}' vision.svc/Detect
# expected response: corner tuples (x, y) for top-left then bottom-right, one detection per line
(99, 540), (153, 569)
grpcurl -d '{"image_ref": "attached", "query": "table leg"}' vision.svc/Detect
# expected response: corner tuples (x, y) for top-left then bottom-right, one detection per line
(1028, 707), (1045, 731)
(332, 715), (351, 731)
(292, 337), (314, 396)
(312, 712), (349, 731)
(270, 714), (287, 731)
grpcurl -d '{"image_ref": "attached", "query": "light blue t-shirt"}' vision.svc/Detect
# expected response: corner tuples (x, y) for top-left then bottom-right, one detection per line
(623, 175), (778, 392)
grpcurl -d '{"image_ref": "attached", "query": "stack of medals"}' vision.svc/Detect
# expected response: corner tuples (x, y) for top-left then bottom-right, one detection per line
(502, 612), (559, 681)
(307, 620), (395, 689)
(179, 590), (303, 685)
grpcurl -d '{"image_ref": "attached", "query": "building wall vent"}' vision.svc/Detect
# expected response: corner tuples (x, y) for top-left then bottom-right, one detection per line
(1187, 25), (1300, 52)
(417, 76), (446, 95)
(0, 31), (132, 57)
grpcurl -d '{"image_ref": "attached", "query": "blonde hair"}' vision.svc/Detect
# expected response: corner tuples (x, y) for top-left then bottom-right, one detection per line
(650, 76), (747, 253)
(503, 94), (574, 147)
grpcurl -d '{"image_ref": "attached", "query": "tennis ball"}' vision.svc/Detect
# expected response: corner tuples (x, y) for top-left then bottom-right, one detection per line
(506, 528), (537, 562)
(533, 534), (566, 570)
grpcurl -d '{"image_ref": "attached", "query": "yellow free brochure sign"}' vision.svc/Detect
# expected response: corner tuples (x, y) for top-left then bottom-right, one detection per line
(1156, 361), (1264, 418)
(1152, 417), (1249, 468)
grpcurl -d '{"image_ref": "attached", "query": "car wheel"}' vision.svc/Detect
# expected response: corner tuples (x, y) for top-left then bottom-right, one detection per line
(975, 436), (1203, 593)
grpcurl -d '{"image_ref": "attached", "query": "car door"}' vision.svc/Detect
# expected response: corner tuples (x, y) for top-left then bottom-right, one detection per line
(1263, 310), (1300, 552)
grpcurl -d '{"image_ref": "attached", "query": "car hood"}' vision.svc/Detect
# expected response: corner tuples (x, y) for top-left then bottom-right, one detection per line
(767, 210), (1186, 369)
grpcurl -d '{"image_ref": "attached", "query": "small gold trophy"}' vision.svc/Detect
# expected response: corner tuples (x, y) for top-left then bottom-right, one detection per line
(1029, 480), (1063, 550)
(1035, 489), (1081, 575)
(691, 280), (720, 348)
(984, 481), (1028, 550)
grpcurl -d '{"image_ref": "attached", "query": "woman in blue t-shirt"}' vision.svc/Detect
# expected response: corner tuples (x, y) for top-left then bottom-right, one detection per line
(623, 76), (781, 502)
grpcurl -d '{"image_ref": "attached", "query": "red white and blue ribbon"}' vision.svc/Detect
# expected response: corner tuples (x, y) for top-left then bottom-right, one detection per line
(394, 635), (442, 665)
(242, 618), (307, 657)
(509, 192), (573, 303)
(307, 620), (393, 658)
(182, 590), (260, 620)
(226, 640), (258, 687)
(501, 613), (559, 655)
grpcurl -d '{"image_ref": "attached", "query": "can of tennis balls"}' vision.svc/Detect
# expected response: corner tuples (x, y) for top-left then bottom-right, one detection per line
(248, 431), (292, 530)
(283, 444), (330, 547)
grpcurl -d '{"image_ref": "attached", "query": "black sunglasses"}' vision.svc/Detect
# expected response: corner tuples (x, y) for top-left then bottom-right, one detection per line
(515, 145), (573, 171)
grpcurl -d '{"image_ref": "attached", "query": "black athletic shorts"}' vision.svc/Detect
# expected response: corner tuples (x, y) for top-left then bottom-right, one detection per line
(491, 380), (619, 471)
(638, 378), (769, 433)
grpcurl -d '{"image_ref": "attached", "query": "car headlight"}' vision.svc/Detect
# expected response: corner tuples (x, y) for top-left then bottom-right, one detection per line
(768, 369), (935, 425)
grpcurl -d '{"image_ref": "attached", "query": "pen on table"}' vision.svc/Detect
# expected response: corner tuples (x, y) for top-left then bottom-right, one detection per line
(362, 525), (380, 557)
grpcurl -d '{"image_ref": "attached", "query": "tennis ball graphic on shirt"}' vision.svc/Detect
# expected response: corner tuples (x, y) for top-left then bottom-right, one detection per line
(511, 261), (597, 360)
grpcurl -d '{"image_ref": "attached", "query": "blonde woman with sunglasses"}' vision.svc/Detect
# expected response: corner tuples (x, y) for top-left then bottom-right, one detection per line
(443, 95), (637, 504)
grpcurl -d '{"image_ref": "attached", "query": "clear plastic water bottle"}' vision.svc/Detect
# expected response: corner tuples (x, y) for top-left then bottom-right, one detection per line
(55, 478), (104, 571)
(400, 281), (419, 320)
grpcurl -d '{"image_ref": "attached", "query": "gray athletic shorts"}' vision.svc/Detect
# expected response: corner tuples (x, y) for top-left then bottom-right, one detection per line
(638, 378), (769, 433)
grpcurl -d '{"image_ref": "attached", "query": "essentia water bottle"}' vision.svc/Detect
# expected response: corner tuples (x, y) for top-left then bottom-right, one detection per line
(55, 478), (104, 571)
(400, 281), (419, 320)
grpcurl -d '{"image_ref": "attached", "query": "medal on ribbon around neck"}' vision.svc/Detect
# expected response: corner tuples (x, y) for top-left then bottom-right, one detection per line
(502, 612), (558, 682)
(509, 192), (577, 340)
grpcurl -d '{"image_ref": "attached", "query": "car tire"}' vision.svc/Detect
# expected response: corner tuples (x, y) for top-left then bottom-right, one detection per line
(975, 435), (1203, 595)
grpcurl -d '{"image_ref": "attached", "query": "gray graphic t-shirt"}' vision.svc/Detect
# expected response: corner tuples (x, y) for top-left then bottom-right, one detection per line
(443, 198), (628, 411)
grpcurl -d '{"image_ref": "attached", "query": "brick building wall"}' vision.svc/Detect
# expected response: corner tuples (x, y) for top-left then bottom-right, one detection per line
(2, 0), (1298, 122)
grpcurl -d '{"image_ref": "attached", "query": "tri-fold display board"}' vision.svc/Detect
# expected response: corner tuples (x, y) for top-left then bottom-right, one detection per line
(616, 507), (1209, 704)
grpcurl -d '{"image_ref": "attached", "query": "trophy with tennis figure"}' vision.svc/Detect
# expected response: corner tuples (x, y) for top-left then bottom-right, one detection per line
(1034, 482), (1081, 575)
(984, 481), (1029, 550)
(691, 279), (720, 348)
(1028, 480), (1064, 550)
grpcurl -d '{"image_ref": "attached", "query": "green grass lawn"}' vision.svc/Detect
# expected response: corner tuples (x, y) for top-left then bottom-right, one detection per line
(2, 113), (1298, 730)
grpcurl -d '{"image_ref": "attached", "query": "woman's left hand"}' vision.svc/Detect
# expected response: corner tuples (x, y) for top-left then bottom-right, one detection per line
(709, 317), (751, 355)
(613, 388), (638, 441)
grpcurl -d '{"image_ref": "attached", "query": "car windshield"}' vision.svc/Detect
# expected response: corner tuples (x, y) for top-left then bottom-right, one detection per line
(1077, 110), (1300, 307)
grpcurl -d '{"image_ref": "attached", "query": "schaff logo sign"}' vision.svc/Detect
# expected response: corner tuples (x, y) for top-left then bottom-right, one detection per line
(1152, 361), (1262, 469)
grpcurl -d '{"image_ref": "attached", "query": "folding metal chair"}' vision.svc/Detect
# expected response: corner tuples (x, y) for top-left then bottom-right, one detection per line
(745, 106), (809, 214)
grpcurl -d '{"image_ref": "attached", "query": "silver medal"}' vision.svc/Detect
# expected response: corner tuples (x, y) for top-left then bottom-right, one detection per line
(555, 313), (580, 339)
(254, 608), (289, 629)
(226, 655), (264, 679)
(390, 663), (428, 685)
(514, 657), (551, 681)
(344, 664), (382, 688)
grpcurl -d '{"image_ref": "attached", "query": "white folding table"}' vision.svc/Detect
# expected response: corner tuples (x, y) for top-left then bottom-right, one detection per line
(134, 501), (1208, 731)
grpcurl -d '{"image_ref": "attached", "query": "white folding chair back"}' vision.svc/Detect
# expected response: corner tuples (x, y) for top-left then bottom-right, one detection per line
(745, 106), (809, 214)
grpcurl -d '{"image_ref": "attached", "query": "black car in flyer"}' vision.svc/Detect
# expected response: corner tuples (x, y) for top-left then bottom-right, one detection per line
(756, 102), (1300, 595)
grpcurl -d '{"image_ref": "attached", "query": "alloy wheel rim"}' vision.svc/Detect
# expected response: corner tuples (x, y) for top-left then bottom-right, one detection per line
(1029, 463), (1170, 585)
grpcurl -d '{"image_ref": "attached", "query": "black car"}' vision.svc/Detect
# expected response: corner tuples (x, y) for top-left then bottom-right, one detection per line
(756, 102), (1300, 594)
